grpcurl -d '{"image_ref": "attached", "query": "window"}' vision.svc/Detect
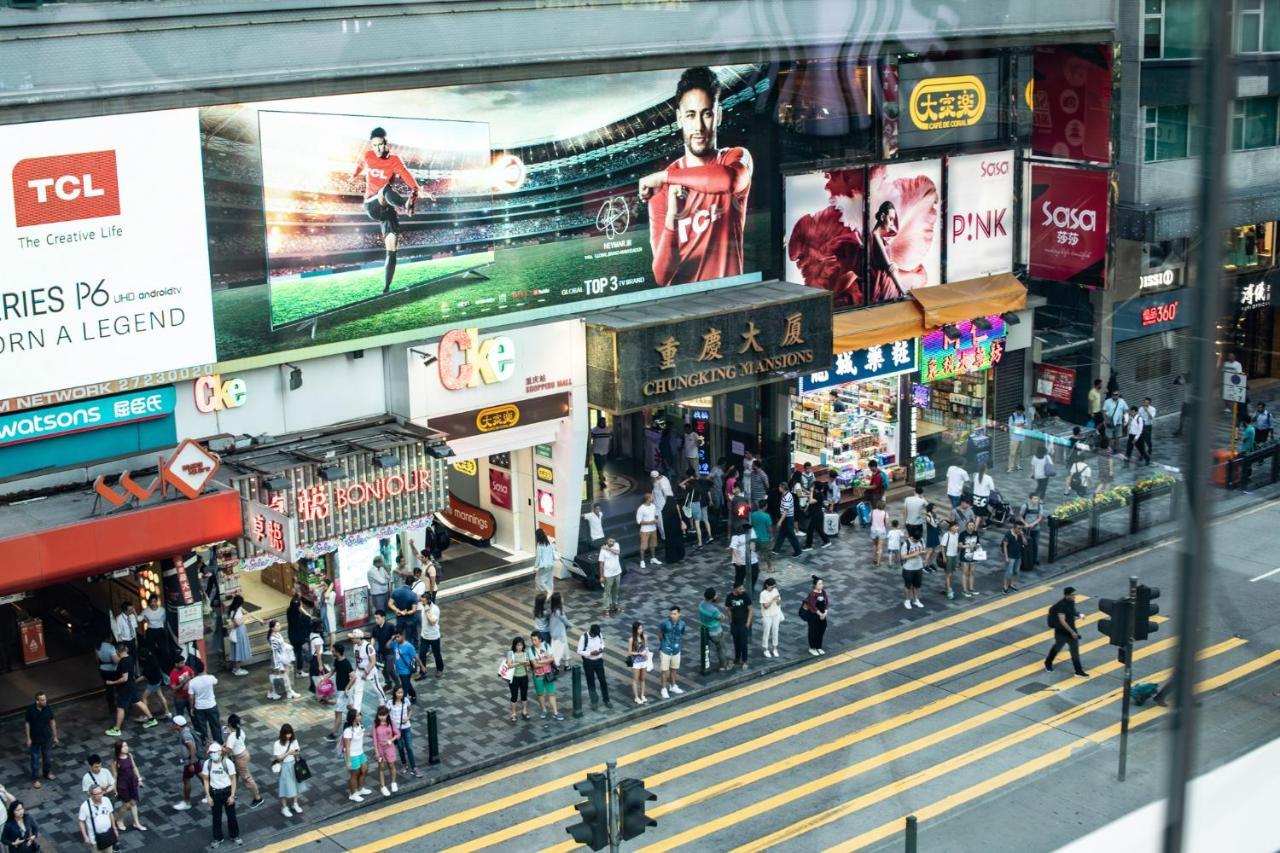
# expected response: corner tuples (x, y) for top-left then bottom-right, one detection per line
(1235, 0), (1280, 53)
(1145, 0), (1197, 59)
(1230, 97), (1280, 150)
(1144, 0), (1164, 59)
(1143, 105), (1191, 161)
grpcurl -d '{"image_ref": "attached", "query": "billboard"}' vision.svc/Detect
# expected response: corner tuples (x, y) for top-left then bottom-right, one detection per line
(784, 169), (866, 308)
(1032, 44), (1113, 164)
(203, 64), (774, 366)
(920, 315), (1007, 382)
(897, 58), (1002, 151)
(0, 110), (216, 400)
(866, 160), (942, 305)
(1028, 164), (1109, 288)
(945, 151), (1014, 281)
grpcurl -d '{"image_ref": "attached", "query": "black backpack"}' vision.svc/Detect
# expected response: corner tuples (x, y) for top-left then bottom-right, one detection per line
(434, 523), (451, 553)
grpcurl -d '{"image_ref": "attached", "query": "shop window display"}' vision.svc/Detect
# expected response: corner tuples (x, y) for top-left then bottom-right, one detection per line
(791, 377), (901, 492)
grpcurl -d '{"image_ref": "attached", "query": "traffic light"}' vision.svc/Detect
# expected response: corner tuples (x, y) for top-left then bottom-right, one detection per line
(1097, 598), (1132, 647)
(567, 772), (609, 851)
(1134, 584), (1161, 641)
(617, 777), (657, 841)
(732, 496), (751, 524)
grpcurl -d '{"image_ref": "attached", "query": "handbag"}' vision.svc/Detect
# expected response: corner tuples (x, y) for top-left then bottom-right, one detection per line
(1044, 458), (1057, 478)
(798, 601), (812, 622)
(643, 653), (654, 673)
(293, 756), (312, 782)
(498, 658), (514, 682)
(315, 675), (335, 698)
(972, 547), (988, 562)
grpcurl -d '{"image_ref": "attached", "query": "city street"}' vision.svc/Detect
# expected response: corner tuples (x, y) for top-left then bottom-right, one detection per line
(249, 499), (1280, 852)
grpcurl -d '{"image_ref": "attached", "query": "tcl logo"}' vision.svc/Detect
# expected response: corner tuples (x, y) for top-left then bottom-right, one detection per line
(12, 150), (120, 227)
(980, 160), (1010, 177)
(676, 203), (722, 243)
(1040, 201), (1097, 232)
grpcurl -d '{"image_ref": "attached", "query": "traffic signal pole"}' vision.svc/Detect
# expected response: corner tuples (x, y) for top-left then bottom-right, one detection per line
(606, 760), (619, 853)
(1118, 576), (1138, 782)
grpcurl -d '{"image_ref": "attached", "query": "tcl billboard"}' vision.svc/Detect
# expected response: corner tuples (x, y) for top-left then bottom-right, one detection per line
(945, 151), (1014, 282)
(1028, 164), (1109, 289)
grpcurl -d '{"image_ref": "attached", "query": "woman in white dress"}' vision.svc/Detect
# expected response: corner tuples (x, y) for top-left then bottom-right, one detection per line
(227, 595), (251, 676)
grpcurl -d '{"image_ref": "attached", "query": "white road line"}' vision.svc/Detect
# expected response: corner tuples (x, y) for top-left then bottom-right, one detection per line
(1248, 566), (1280, 582)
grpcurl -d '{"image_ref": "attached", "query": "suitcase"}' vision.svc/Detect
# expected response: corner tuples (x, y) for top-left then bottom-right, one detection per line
(823, 512), (840, 536)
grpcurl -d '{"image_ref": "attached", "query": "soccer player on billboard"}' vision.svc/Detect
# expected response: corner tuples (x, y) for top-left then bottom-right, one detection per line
(639, 67), (753, 286)
(353, 127), (431, 293)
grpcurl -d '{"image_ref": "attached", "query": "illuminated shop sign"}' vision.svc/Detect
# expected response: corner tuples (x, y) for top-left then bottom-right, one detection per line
(799, 339), (919, 393)
(1140, 300), (1180, 327)
(919, 315), (1007, 382)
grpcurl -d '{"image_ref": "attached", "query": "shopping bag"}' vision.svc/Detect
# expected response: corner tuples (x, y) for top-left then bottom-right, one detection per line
(823, 512), (840, 536)
(498, 659), (513, 682)
(972, 547), (988, 562)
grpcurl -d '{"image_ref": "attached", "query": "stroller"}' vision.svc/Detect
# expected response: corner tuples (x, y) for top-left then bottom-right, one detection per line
(984, 488), (1012, 528)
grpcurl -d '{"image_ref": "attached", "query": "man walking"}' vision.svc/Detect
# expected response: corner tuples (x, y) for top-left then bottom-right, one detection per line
(1103, 388), (1129, 444)
(199, 743), (242, 847)
(945, 462), (970, 510)
(903, 484), (928, 541)
(78, 785), (118, 853)
(325, 643), (354, 742)
(105, 641), (159, 737)
(635, 494), (661, 570)
(25, 691), (58, 788)
(657, 607), (687, 699)
(115, 602), (139, 656)
(598, 537), (623, 615)
(772, 483), (803, 558)
(590, 415), (612, 488)
(1138, 397), (1157, 461)
(1044, 587), (1089, 677)
(725, 582), (753, 669)
(729, 523), (760, 591)
(172, 715), (199, 812)
(1255, 402), (1273, 444)
(187, 659), (221, 749)
(750, 500), (774, 572)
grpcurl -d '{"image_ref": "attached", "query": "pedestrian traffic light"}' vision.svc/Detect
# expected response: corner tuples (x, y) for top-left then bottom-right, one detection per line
(617, 777), (657, 841)
(732, 496), (750, 523)
(1097, 598), (1132, 647)
(1134, 584), (1161, 641)
(567, 772), (609, 851)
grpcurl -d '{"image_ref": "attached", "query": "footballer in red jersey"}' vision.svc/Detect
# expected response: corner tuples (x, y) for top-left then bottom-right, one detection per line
(353, 127), (431, 293)
(639, 67), (753, 287)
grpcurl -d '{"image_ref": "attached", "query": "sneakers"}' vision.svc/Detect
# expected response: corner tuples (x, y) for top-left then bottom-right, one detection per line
(808, 649), (820, 656)
(357, 787), (373, 796)
(772, 648), (780, 658)
(913, 600), (924, 609)
(266, 693), (281, 701)
(232, 668), (249, 677)
(349, 793), (364, 803)
(947, 590), (955, 600)
(963, 591), (973, 598)
(639, 560), (647, 569)
(173, 802), (191, 811)
(105, 727), (122, 737)
(651, 557), (663, 565)
(281, 806), (293, 818)
(817, 649), (826, 655)
(553, 713), (565, 721)
(762, 649), (773, 658)
(142, 718), (159, 729)
(381, 786), (390, 798)
(287, 691), (301, 699)
(539, 711), (548, 719)
(660, 688), (670, 699)
(1073, 670), (1090, 678)
(250, 797), (265, 809)
(292, 803), (303, 813)
(1044, 660), (1054, 672)
(822, 541), (833, 548)
(391, 782), (398, 793)
(904, 600), (912, 610)
(670, 684), (684, 694)
(325, 733), (338, 741)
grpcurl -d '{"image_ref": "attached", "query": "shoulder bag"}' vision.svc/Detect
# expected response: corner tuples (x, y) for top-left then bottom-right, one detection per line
(294, 755), (312, 782)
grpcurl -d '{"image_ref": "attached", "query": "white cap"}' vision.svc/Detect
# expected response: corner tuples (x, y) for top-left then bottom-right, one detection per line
(650, 470), (660, 478)
(172, 715), (187, 726)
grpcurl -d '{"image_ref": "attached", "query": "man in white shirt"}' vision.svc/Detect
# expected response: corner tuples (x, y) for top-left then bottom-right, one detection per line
(367, 558), (391, 614)
(728, 526), (760, 591)
(598, 538), (623, 615)
(1138, 397), (1157, 460)
(78, 785), (117, 852)
(1125, 404), (1148, 466)
(199, 743), (241, 846)
(350, 628), (381, 711)
(115, 603), (139, 655)
(650, 470), (673, 539)
(420, 595), (444, 677)
(582, 503), (606, 548)
(945, 464), (970, 510)
(635, 495), (661, 570)
(590, 416), (612, 488)
(187, 659), (221, 748)
(82, 754), (118, 801)
(771, 483), (803, 558)
(681, 424), (701, 476)
(1222, 351), (1243, 374)
(902, 484), (928, 541)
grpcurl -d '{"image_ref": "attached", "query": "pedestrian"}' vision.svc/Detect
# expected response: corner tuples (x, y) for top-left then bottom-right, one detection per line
(626, 622), (650, 705)
(923, 502), (942, 570)
(750, 500), (774, 573)
(945, 462), (970, 510)
(635, 493), (662, 569)
(939, 520), (961, 600)
(111, 740), (145, 832)
(222, 715), (263, 809)
(1007, 404), (1028, 471)
(81, 755), (121, 832)
(1125, 405), (1148, 466)
(773, 482), (803, 558)
(1001, 522), (1026, 594)
(863, 458), (887, 506)
(533, 529), (557, 596)
(886, 519), (904, 570)
(271, 724), (304, 818)
(661, 481), (687, 564)
(599, 537), (623, 616)
(657, 607), (687, 699)
(371, 610), (398, 692)
(681, 423), (701, 476)
(747, 456), (770, 509)
(307, 620), (330, 703)
(226, 595), (251, 677)
(590, 415), (612, 488)
(388, 576), (421, 655)
(725, 582), (753, 669)
(171, 715), (199, 812)
(1030, 445), (1051, 499)
(709, 458), (727, 523)
(527, 634), (564, 721)
(2, 801), (39, 852)
(869, 500), (889, 566)
(388, 684), (420, 776)
(682, 470), (714, 547)
(1255, 402), (1273, 444)
(698, 589), (729, 672)
(505, 638), (532, 721)
(650, 470), (673, 539)
(141, 594), (167, 655)
(420, 594), (444, 678)
(98, 633), (122, 717)
(759, 578), (783, 658)
(1065, 451), (1093, 497)
(958, 520), (982, 598)
(1088, 378), (1104, 430)
(267, 620), (300, 701)
(903, 484), (928, 541)
(803, 491), (831, 549)
(800, 576), (830, 655)
(390, 631), (420, 704)
(1240, 414), (1257, 453)
(77, 785), (117, 853)
(953, 497), (977, 533)
(900, 530), (926, 610)
(1043, 587), (1089, 677)
(582, 503), (606, 550)
(1094, 433), (1116, 490)
(1020, 494), (1044, 572)
(728, 524), (759, 592)
(286, 595), (312, 678)
(1104, 388), (1129, 444)
(318, 581), (338, 651)
(532, 593), (551, 645)
(137, 643), (171, 720)
(199, 743), (241, 847)
(370, 706), (399, 797)
(971, 464), (995, 529)
(341, 709), (373, 803)
(367, 557), (391, 616)
(23, 692), (58, 790)
(548, 592), (574, 671)
(577, 624), (612, 709)
(104, 642), (158, 737)
(114, 603), (139, 657)
(1138, 397), (1157, 460)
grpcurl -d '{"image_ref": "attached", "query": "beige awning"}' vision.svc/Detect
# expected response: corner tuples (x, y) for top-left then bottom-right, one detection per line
(832, 300), (928, 352)
(909, 273), (1027, 328)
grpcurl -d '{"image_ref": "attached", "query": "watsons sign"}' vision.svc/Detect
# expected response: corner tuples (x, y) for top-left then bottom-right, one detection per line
(0, 387), (175, 447)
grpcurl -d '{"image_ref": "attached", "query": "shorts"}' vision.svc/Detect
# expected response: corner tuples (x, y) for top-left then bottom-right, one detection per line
(660, 652), (681, 672)
(902, 569), (923, 589)
(183, 762), (200, 781)
(145, 681), (164, 694)
(532, 673), (556, 696)
(115, 686), (135, 706)
(973, 503), (990, 518)
(688, 502), (706, 522)
(630, 653), (648, 671)
(944, 554), (959, 574)
(348, 753), (367, 772)
(870, 529), (887, 541)
(362, 186), (407, 236)
(335, 690), (350, 714)
(1004, 558), (1021, 579)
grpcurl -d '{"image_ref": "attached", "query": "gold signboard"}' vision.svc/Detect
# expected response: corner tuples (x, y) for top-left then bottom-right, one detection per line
(908, 75), (986, 130)
(476, 404), (520, 433)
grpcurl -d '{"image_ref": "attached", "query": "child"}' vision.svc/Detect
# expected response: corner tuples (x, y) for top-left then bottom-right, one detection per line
(886, 519), (904, 570)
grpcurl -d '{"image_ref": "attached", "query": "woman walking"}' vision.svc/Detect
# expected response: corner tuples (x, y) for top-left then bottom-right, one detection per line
(222, 714), (264, 808)
(869, 501), (889, 566)
(111, 740), (146, 832)
(267, 620), (300, 700)
(759, 577), (783, 658)
(340, 708), (372, 803)
(370, 706), (399, 797)
(533, 529), (557, 596)
(959, 519), (982, 598)
(271, 723), (304, 818)
(547, 593), (574, 671)
(226, 595), (251, 677)
(286, 595), (311, 677)
(1, 801), (39, 852)
(308, 620), (330, 703)
(527, 634), (564, 721)
(626, 622), (650, 705)
(388, 685), (420, 776)
(1030, 446), (1051, 499)
(505, 638), (532, 722)
(801, 576), (830, 655)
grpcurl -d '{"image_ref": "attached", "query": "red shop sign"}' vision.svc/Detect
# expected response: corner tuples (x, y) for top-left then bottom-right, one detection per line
(1035, 363), (1077, 405)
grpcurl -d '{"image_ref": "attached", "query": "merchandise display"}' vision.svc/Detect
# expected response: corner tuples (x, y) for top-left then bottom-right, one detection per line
(791, 377), (902, 485)
(917, 371), (989, 465)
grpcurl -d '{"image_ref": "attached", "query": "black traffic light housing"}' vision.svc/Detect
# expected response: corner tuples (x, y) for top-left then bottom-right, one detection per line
(1134, 584), (1161, 641)
(567, 772), (609, 851)
(1097, 598), (1132, 647)
(617, 777), (658, 841)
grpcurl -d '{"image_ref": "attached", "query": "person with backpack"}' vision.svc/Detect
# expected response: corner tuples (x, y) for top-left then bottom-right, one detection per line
(697, 588), (729, 672)
(198, 743), (241, 847)
(1065, 451), (1093, 497)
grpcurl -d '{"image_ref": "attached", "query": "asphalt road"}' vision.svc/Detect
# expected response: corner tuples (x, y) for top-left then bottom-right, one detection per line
(254, 499), (1280, 853)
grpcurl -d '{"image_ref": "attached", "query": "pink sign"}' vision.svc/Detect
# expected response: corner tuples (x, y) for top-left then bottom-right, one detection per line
(488, 468), (512, 510)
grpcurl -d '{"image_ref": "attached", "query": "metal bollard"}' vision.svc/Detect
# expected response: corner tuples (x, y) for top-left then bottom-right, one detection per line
(700, 626), (711, 675)
(571, 665), (584, 718)
(905, 815), (917, 853)
(426, 708), (441, 765)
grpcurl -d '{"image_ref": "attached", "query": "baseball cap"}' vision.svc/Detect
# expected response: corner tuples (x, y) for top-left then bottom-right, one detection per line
(172, 715), (187, 726)
(207, 742), (222, 754)
(650, 470), (660, 478)
(349, 628), (365, 639)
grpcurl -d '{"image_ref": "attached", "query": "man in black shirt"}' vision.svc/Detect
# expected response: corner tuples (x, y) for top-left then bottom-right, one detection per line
(371, 610), (399, 688)
(725, 583), (753, 669)
(1044, 587), (1089, 677)
(24, 691), (58, 787)
(327, 643), (355, 742)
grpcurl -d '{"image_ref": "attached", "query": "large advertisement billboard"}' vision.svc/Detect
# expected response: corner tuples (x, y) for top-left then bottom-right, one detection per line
(866, 159), (941, 304)
(0, 110), (216, 399)
(1028, 164), (1109, 288)
(945, 150), (1014, 282)
(1032, 44), (1113, 164)
(784, 168), (866, 309)
(204, 64), (774, 366)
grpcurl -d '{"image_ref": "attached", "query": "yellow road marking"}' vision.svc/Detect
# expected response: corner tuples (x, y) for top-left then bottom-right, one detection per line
(823, 649), (1280, 853)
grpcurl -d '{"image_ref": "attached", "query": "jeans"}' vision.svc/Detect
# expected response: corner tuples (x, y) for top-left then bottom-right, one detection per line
(396, 726), (417, 771)
(210, 786), (239, 841)
(396, 671), (418, 703)
(192, 706), (221, 748)
(420, 637), (444, 673)
(583, 657), (610, 705)
(29, 742), (51, 779)
(730, 623), (750, 664)
(1045, 632), (1085, 674)
(601, 574), (621, 611)
(777, 517), (802, 556)
(593, 453), (608, 481)
(732, 562), (760, 592)
(706, 632), (727, 668)
(1025, 529), (1040, 570)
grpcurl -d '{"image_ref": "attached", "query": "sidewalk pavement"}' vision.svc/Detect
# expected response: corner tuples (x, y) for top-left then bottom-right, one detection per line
(12, 398), (1278, 851)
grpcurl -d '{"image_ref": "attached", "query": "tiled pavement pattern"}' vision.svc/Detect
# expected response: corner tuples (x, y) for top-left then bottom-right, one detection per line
(12, 395), (1279, 851)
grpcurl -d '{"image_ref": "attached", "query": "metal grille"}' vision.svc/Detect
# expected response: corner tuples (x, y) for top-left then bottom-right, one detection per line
(1115, 330), (1190, 417)
(991, 348), (1026, 465)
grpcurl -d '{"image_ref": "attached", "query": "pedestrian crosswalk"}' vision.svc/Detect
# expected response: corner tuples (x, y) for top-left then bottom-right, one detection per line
(257, 576), (1276, 853)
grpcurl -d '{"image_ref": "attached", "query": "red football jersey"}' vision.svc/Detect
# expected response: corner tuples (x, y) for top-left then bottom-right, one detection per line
(648, 147), (753, 286)
(353, 149), (420, 200)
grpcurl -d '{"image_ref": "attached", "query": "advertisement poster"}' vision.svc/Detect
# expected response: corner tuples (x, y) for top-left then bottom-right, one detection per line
(945, 151), (1014, 282)
(1028, 164), (1109, 288)
(1035, 363), (1077, 404)
(784, 169), (866, 308)
(203, 64), (774, 367)
(1032, 44), (1114, 164)
(488, 468), (512, 510)
(0, 110), (216, 399)
(866, 160), (942, 305)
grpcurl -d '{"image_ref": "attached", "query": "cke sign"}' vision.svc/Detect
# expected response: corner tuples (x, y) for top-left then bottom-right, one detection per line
(438, 327), (516, 391)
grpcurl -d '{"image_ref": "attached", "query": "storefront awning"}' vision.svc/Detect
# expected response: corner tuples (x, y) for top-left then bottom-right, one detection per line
(909, 273), (1027, 328)
(832, 300), (928, 353)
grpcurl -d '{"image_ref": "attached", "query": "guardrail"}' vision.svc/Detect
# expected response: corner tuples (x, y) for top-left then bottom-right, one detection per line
(1224, 443), (1280, 491)
(1047, 480), (1180, 564)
